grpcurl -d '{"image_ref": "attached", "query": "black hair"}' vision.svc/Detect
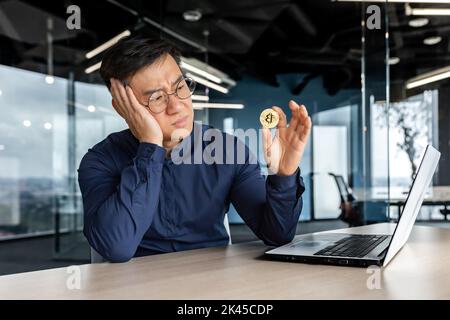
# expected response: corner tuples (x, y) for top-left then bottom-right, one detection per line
(99, 36), (181, 91)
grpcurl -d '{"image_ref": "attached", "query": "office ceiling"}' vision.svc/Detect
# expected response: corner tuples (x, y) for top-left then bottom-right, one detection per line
(0, 0), (449, 96)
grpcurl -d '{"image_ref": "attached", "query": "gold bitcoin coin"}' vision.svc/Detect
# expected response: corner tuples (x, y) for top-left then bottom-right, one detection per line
(259, 108), (279, 129)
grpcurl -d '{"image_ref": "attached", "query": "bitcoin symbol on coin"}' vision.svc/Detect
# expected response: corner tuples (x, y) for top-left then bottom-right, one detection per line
(265, 113), (274, 124)
(260, 108), (279, 129)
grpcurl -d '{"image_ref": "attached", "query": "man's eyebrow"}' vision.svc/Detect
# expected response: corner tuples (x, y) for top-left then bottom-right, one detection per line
(172, 74), (184, 86)
(142, 75), (184, 96)
(142, 87), (162, 96)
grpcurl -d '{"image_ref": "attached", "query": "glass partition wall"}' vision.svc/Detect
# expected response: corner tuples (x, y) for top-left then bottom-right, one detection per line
(311, 2), (390, 225)
(386, 0), (445, 221)
(0, 65), (69, 240)
(358, 0), (445, 224)
(359, 1), (391, 224)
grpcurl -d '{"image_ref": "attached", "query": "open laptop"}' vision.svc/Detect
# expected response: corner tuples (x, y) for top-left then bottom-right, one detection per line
(265, 144), (441, 267)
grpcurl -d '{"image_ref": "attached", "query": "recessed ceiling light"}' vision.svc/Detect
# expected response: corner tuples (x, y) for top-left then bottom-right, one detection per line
(409, 18), (429, 27)
(0, 145), (5, 151)
(388, 57), (400, 65)
(183, 9), (202, 22)
(424, 36), (442, 45)
(44, 122), (52, 130)
(87, 105), (96, 112)
(0, 89), (2, 96)
(23, 120), (31, 127)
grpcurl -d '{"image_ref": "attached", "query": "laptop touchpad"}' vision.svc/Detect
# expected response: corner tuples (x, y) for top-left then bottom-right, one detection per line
(289, 233), (345, 250)
(294, 240), (327, 247)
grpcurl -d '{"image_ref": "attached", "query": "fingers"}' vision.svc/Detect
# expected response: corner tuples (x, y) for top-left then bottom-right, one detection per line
(288, 100), (310, 132)
(286, 100), (312, 142)
(262, 127), (271, 151)
(111, 78), (148, 123)
(115, 79), (134, 113)
(261, 127), (272, 163)
(298, 103), (309, 126)
(110, 79), (129, 118)
(297, 104), (310, 137)
(271, 106), (287, 128)
(299, 115), (312, 142)
(125, 85), (146, 115)
(288, 100), (301, 129)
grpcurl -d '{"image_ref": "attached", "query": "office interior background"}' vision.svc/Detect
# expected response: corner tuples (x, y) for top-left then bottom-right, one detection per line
(0, 0), (449, 275)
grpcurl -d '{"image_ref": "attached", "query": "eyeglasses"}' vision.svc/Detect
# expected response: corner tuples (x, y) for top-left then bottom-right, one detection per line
(144, 77), (196, 114)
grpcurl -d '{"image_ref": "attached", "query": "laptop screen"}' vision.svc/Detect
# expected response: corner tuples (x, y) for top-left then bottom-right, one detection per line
(383, 145), (441, 267)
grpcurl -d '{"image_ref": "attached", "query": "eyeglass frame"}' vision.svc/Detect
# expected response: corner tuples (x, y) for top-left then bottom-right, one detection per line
(138, 76), (196, 114)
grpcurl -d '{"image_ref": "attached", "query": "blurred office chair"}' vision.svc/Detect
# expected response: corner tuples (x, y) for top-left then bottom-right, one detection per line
(328, 173), (362, 227)
(90, 214), (232, 263)
(440, 208), (449, 221)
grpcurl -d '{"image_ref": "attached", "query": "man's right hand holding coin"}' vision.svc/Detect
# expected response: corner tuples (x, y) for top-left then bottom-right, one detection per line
(260, 101), (312, 176)
(110, 78), (163, 147)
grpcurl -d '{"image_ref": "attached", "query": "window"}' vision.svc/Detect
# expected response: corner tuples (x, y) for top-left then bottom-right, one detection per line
(371, 91), (437, 197)
(0, 64), (67, 238)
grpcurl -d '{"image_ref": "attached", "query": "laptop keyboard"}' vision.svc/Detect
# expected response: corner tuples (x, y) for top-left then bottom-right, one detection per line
(313, 235), (389, 258)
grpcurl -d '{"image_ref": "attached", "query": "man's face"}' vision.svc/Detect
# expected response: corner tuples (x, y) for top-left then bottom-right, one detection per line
(128, 54), (194, 143)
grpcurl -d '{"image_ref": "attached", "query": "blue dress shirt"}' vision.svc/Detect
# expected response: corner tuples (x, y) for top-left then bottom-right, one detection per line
(78, 122), (305, 262)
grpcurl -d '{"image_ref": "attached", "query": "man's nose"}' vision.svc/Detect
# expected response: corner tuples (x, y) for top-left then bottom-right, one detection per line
(166, 94), (184, 114)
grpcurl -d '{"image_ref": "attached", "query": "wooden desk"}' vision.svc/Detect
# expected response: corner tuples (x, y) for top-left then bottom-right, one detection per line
(1, 223), (450, 299)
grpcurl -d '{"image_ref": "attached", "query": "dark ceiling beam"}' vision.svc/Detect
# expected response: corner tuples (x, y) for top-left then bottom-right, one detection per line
(106, 0), (207, 52)
(394, 24), (450, 38)
(215, 19), (254, 48)
(317, 26), (360, 53)
(284, 57), (346, 66)
(268, 24), (289, 43)
(285, 4), (317, 37)
(105, 0), (245, 78)
(216, 1), (291, 15)
(393, 46), (450, 55)
(248, 69), (280, 87)
(288, 46), (346, 56)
